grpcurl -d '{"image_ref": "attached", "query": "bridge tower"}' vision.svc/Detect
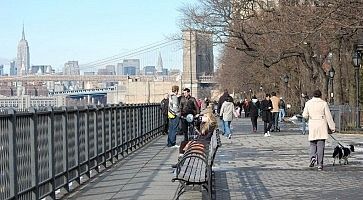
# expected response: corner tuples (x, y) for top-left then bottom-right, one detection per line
(182, 30), (214, 99)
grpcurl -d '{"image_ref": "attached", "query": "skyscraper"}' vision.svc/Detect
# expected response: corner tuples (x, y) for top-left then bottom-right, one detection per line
(10, 61), (17, 75)
(16, 25), (30, 76)
(156, 52), (163, 73)
(0, 65), (4, 76)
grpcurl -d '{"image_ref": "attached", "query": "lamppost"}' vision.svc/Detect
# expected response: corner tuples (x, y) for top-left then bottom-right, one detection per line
(283, 74), (289, 98)
(249, 88), (252, 99)
(352, 50), (361, 128)
(328, 67), (335, 104)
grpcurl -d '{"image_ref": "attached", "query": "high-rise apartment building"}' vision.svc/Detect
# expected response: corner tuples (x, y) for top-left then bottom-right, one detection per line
(10, 61), (17, 75)
(16, 25), (30, 76)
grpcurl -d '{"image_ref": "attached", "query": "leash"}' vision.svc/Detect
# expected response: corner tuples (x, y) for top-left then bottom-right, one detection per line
(329, 134), (344, 147)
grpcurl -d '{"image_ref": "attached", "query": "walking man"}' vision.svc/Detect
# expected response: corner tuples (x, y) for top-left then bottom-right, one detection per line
(167, 86), (180, 147)
(260, 94), (273, 137)
(179, 88), (199, 141)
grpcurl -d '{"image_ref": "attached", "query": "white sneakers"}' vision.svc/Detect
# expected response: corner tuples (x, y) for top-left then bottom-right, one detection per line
(264, 131), (271, 137)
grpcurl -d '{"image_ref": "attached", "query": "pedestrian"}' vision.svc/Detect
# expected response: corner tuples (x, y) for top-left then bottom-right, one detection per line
(167, 85), (180, 148)
(302, 89), (335, 171)
(270, 92), (280, 132)
(260, 93), (273, 137)
(217, 89), (232, 134)
(160, 93), (169, 135)
(248, 95), (260, 132)
(278, 97), (286, 122)
(301, 92), (309, 134)
(179, 88), (200, 141)
(219, 95), (235, 139)
(242, 99), (250, 117)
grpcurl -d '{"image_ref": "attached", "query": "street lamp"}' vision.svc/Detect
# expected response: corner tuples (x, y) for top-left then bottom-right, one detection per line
(283, 74), (289, 98)
(328, 67), (335, 104)
(249, 88), (252, 99)
(352, 50), (361, 128)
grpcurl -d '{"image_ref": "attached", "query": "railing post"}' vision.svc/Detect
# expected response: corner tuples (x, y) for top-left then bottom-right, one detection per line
(61, 106), (69, 192)
(29, 107), (39, 200)
(84, 106), (90, 179)
(47, 106), (56, 199)
(100, 105), (106, 168)
(74, 106), (80, 185)
(7, 108), (18, 199)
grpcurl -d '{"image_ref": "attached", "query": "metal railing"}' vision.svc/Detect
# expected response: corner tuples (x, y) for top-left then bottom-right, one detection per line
(330, 105), (363, 131)
(0, 104), (164, 200)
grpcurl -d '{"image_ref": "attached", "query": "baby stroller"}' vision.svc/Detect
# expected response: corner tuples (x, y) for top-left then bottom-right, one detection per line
(289, 114), (308, 134)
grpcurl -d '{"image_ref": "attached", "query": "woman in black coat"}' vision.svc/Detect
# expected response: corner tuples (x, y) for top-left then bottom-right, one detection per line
(248, 96), (260, 132)
(260, 94), (273, 137)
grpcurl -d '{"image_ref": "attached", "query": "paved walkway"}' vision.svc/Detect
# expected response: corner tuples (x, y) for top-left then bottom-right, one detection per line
(66, 118), (363, 200)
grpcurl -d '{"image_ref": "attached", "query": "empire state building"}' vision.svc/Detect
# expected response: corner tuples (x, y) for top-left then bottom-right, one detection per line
(17, 26), (30, 76)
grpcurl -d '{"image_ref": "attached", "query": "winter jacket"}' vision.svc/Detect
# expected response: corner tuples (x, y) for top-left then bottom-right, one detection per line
(217, 92), (232, 113)
(302, 97), (335, 141)
(270, 96), (280, 113)
(168, 93), (180, 117)
(260, 99), (273, 122)
(248, 99), (260, 117)
(220, 101), (235, 122)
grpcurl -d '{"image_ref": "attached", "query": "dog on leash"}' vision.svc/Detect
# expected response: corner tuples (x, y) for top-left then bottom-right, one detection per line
(332, 145), (355, 165)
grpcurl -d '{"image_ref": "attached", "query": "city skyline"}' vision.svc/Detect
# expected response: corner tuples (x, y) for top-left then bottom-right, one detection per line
(0, 0), (193, 73)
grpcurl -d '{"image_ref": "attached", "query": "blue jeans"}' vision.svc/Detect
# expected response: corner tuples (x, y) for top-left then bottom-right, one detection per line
(279, 109), (285, 122)
(167, 116), (179, 147)
(218, 118), (224, 134)
(223, 120), (232, 135)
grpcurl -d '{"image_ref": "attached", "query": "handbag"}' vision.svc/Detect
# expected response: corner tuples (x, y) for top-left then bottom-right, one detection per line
(168, 110), (176, 119)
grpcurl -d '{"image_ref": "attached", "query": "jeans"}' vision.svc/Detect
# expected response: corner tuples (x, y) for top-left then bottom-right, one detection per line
(167, 116), (179, 147)
(218, 118), (224, 134)
(272, 112), (279, 130)
(279, 109), (285, 122)
(223, 120), (232, 135)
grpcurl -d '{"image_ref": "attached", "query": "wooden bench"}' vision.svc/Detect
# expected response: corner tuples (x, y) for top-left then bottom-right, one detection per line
(172, 130), (221, 200)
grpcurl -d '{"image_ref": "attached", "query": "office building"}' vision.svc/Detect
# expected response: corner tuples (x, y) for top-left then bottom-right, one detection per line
(116, 63), (123, 75)
(105, 65), (115, 75)
(144, 66), (156, 75)
(31, 65), (52, 74)
(122, 59), (140, 75)
(10, 61), (17, 75)
(156, 52), (163, 73)
(0, 95), (66, 109)
(0, 65), (3, 76)
(16, 25), (30, 76)
(63, 61), (80, 75)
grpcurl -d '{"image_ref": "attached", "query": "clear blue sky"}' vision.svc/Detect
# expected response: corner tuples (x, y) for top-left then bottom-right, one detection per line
(0, 0), (194, 72)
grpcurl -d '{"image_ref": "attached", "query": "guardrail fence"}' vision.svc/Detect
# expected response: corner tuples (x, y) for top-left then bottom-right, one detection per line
(330, 105), (362, 131)
(0, 103), (163, 200)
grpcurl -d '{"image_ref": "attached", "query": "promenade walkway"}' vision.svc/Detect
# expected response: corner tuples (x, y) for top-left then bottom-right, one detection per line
(66, 118), (363, 200)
